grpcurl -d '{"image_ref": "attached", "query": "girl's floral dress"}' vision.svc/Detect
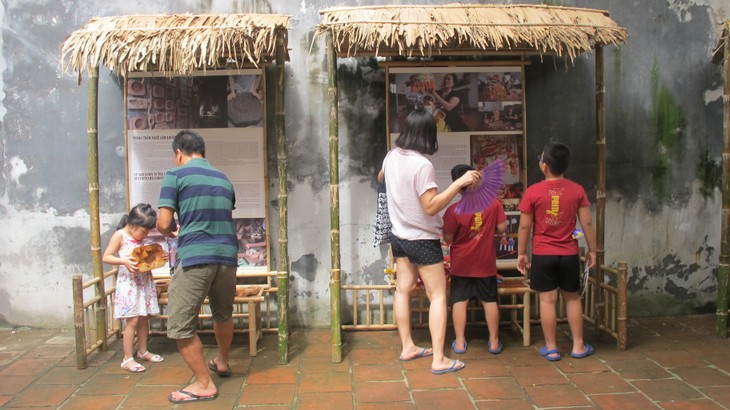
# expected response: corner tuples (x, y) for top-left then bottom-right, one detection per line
(113, 230), (160, 319)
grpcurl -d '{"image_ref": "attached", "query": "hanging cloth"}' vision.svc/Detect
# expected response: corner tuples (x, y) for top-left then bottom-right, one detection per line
(372, 182), (392, 247)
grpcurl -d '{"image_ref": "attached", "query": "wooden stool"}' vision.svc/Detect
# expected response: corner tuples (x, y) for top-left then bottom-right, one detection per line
(497, 278), (532, 346)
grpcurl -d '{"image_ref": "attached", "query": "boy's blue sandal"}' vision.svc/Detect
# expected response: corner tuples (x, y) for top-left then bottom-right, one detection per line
(431, 359), (465, 375)
(451, 340), (468, 354)
(488, 341), (503, 354)
(539, 346), (561, 361)
(570, 343), (594, 359)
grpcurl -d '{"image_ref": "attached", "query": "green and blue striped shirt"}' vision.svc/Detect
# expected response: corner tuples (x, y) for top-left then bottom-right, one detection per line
(158, 158), (237, 268)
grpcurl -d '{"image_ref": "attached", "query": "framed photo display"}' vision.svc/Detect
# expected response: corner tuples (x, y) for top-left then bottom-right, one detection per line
(125, 69), (270, 272)
(387, 65), (526, 210)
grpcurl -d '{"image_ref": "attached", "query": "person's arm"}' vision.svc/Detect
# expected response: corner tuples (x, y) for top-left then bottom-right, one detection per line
(496, 220), (508, 235)
(516, 212), (533, 275)
(377, 169), (384, 183)
(227, 76), (237, 101)
(102, 231), (138, 273)
(430, 90), (460, 112)
(156, 207), (177, 237)
(578, 206), (597, 269)
(419, 170), (481, 216)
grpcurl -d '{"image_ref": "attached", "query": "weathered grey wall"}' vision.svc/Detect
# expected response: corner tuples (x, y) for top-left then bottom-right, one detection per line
(0, 0), (727, 327)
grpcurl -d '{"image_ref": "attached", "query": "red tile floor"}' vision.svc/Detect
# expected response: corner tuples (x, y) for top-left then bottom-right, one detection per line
(1, 314), (729, 409)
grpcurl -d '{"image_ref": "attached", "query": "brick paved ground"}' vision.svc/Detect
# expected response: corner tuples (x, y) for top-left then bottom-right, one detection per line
(1, 314), (729, 409)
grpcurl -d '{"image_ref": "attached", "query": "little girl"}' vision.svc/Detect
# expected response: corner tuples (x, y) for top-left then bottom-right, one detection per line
(103, 203), (166, 373)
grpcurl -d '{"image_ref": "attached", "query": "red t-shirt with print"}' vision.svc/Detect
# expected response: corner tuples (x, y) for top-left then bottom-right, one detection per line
(442, 199), (506, 278)
(518, 178), (590, 256)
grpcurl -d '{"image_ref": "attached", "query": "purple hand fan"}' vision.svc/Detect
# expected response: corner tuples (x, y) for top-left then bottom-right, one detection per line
(454, 159), (505, 215)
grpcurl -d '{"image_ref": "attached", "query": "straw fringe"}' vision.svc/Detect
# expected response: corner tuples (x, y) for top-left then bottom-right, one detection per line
(60, 13), (290, 77)
(316, 4), (628, 60)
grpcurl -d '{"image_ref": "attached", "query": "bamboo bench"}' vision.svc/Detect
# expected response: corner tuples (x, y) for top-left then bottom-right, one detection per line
(152, 271), (268, 356)
(386, 264), (533, 346)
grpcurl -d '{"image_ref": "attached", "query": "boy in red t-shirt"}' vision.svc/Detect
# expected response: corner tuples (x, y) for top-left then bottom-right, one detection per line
(443, 164), (507, 355)
(517, 142), (596, 361)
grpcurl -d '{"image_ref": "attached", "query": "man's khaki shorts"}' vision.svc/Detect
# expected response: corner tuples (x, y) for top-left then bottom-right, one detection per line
(166, 263), (237, 339)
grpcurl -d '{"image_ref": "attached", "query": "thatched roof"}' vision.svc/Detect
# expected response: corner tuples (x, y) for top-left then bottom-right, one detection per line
(316, 4), (627, 60)
(713, 20), (730, 64)
(60, 13), (290, 77)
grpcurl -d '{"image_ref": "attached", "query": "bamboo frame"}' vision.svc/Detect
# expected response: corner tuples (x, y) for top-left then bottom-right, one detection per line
(718, 27), (730, 336)
(322, 5), (628, 356)
(275, 36), (290, 363)
(64, 13), (292, 365)
(327, 36), (343, 363)
(595, 46), (607, 332)
(87, 66), (108, 352)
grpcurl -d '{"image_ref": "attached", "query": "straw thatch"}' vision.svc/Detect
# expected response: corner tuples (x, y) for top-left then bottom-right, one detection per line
(316, 4), (627, 60)
(61, 13), (290, 77)
(713, 20), (730, 64)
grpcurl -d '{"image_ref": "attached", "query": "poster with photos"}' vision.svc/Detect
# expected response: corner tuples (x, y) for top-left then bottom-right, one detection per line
(470, 134), (524, 202)
(126, 69), (269, 272)
(388, 67), (522, 135)
(235, 218), (267, 271)
(386, 66), (525, 212)
(496, 211), (521, 261)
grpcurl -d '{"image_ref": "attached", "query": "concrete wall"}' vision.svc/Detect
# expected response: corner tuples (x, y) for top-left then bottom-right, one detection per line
(0, 0), (727, 327)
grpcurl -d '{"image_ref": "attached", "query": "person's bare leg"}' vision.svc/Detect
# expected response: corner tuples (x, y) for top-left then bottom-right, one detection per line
(395, 257), (429, 360)
(562, 290), (587, 354)
(419, 263), (463, 371)
(483, 301), (500, 350)
(539, 290), (559, 353)
(169, 335), (217, 400)
(451, 300), (468, 351)
(136, 316), (149, 355)
(210, 319), (233, 372)
(121, 317), (139, 364)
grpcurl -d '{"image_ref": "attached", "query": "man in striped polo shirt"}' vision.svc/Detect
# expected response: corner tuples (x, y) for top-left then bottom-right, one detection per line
(157, 130), (238, 404)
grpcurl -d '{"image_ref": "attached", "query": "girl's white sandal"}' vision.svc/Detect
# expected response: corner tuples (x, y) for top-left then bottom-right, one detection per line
(137, 350), (164, 363)
(121, 357), (146, 373)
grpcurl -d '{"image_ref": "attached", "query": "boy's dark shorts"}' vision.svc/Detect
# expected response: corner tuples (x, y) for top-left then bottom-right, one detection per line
(389, 233), (444, 266)
(529, 254), (580, 293)
(450, 275), (498, 304)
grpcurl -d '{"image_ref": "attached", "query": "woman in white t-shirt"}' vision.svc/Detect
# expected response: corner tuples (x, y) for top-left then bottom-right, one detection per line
(380, 108), (481, 375)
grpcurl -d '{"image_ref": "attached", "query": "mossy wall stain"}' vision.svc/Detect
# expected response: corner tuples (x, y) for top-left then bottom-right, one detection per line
(649, 61), (686, 202)
(697, 149), (721, 198)
(336, 58), (387, 181)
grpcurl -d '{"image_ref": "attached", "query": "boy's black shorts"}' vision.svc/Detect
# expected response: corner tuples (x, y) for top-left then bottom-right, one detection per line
(449, 275), (498, 304)
(529, 254), (580, 293)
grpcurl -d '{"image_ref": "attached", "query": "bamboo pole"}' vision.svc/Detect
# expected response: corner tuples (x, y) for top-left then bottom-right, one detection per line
(327, 35), (343, 363)
(277, 271), (289, 363)
(617, 262), (628, 349)
(73, 274), (88, 369)
(714, 29), (729, 334)
(275, 35), (290, 364)
(87, 66), (108, 350)
(594, 46), (606, 333)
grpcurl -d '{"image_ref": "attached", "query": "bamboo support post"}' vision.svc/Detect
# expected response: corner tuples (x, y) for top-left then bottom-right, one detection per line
(594, 45), (606, 333)
(275, 36), (290, 364)
(277, 271), (289, 364)
(327, 35), (343, 363)
(88, 66), (108, 350)
(718, 34), (730, 337)
(617, 262), (628, 349)
(73, 275), (87, 369)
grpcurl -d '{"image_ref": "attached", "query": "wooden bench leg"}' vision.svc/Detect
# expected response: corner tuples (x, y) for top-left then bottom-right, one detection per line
(248, 301), (262, 356)
(522, 290), (531, 346)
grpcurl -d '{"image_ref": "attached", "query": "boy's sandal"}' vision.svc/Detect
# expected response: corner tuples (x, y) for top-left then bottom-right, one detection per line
(137, 350), (164, 363)
(121, 357), (146, 373)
